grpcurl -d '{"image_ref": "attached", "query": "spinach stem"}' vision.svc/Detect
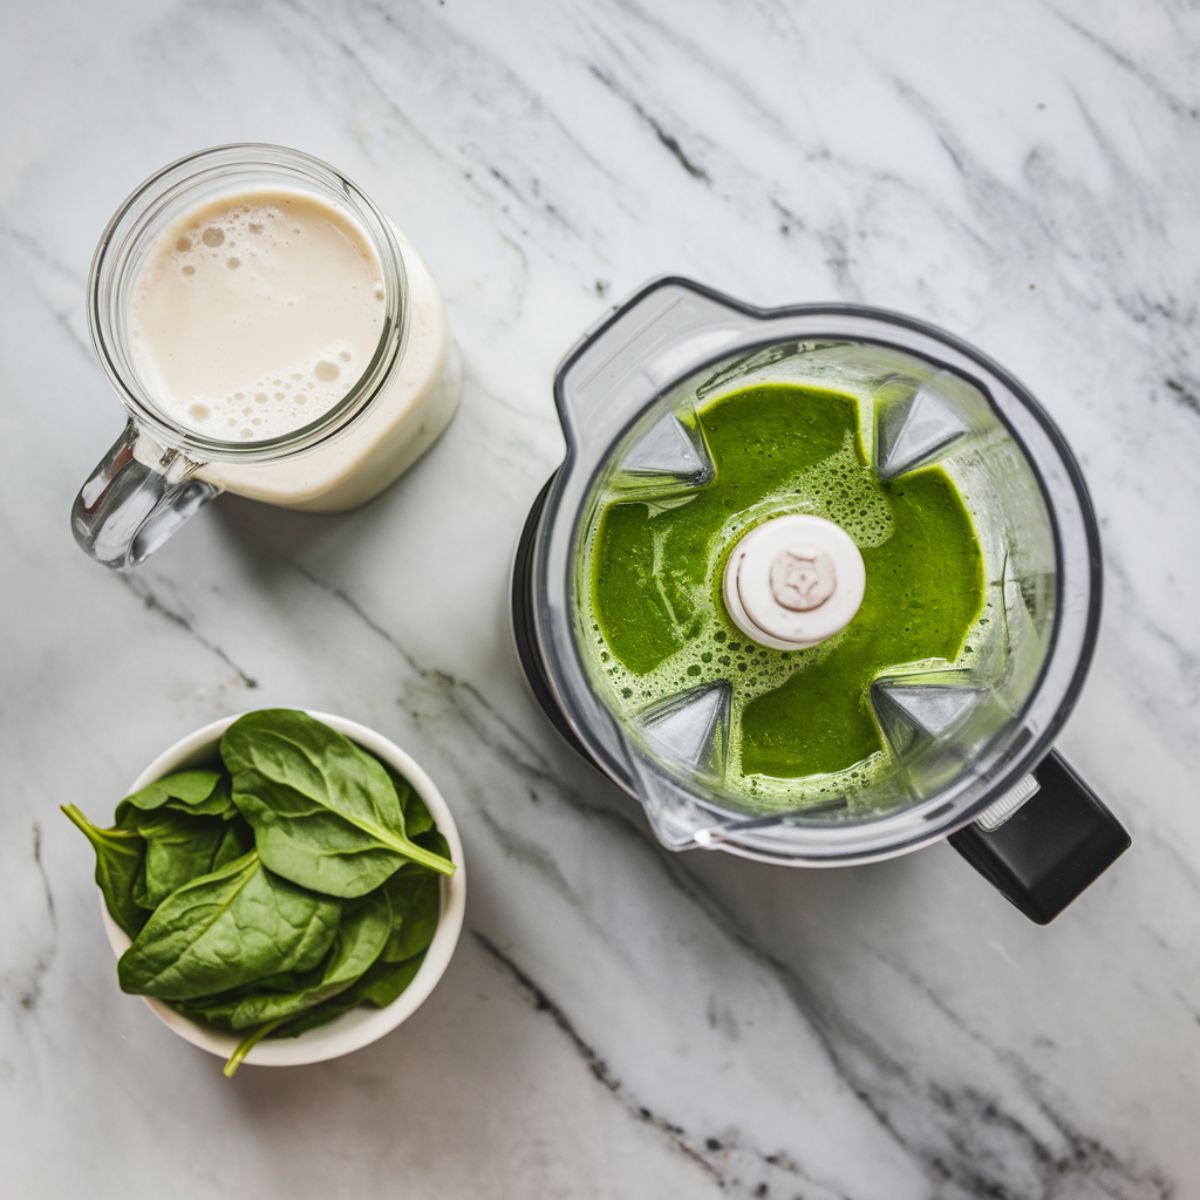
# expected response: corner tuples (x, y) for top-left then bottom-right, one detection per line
(390, 835), (455, 877)
(60, 803), (137, 843)
(224, 1014), (294, 1078)
(60, 803), (90, 835)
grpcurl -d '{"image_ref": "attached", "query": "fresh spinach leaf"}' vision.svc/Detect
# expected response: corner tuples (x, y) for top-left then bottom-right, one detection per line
(116, 769), (234, 823)
(222, 905), (424, 1075)
(238, 969), (305, 992)
(414, 829), (451, 859)
(172, 962), (308, 1030)
(130, 810), (230, 910)
(191, 775), (236, 819)
(173, 995), (240, 1030)
(212, 818), (254, 871)
(381, 870), (441, 963)
(353, 953), (428, 1008)
(117, 850), (341, 1001)
(221, 710), (453, 898)
(384, 763), (434, 838)
(61, 804), (148, 939)
(273, 951), (429, 1040)
(229, 888), (392, 1030)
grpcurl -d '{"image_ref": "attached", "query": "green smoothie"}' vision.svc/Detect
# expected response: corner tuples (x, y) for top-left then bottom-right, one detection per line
(582, 382), (985, 809)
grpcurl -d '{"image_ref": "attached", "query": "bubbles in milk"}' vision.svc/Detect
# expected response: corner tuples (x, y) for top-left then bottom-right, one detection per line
(129, 190), (386, 442)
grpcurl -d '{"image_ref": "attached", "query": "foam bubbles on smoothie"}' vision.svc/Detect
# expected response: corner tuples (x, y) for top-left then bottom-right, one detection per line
(582, 554), (898, 811)
(578, 401), (979, 813)
(785, 438), (894, 548)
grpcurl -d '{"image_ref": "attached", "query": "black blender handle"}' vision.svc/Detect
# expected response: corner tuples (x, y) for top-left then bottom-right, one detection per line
(949, 752), (1130, 924)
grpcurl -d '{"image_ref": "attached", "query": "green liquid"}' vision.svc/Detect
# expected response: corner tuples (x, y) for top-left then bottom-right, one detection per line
(584, 383), (985, 805)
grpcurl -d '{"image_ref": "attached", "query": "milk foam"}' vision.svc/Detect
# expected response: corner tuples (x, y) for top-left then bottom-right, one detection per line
(130, 189), (386, 442)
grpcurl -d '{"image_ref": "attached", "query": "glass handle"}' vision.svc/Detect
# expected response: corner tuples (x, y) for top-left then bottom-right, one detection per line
(554, 277), (757, 445)
(948, 751), (1130, 924)
(71, 420), (221, 569)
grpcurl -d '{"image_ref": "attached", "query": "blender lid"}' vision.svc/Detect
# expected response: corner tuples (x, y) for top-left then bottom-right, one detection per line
(527, 278), (1102, 865)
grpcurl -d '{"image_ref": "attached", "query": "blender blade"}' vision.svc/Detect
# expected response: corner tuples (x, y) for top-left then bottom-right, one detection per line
(640, 681), (732, 780)
(614, 409), (713, 489)
(876, 377), (972, 480)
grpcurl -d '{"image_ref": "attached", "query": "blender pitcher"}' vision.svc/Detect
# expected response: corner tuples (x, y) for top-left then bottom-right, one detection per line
(513, 278), (1129, 924)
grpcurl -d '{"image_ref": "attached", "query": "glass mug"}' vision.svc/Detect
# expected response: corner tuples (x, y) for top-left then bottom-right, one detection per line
(72, 144), (460, 568)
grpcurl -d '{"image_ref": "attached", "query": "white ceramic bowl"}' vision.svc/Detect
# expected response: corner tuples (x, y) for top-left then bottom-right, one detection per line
(99, 710), (466, 1068)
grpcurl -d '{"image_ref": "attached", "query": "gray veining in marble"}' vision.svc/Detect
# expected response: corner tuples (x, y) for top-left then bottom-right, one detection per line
(1, 0), (1198, 1196)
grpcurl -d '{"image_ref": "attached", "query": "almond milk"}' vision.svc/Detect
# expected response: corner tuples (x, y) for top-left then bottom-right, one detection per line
(129, 188), (458, 511)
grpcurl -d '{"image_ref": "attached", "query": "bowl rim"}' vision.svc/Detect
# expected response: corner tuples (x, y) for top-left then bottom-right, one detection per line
(98, 709), (466, 1068)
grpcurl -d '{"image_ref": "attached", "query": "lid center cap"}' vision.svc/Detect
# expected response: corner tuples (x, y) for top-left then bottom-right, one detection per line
(722, 514), (866, 651)
(769, 547), (836, 611)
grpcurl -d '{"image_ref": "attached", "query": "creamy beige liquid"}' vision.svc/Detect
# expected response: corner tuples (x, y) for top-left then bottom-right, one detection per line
(129, 188), (458, 511)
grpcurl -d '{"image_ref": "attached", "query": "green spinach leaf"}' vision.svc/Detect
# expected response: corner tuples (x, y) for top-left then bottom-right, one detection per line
(414, 829), (451, 859)
(130, 810), (230, 910)
(117, 850), (341, 1001)
(229, 888), (392, 1029)
(212, 818), (254, 870)
(221, 710), (453, 898)
(271, 951), (428, 1040)
(221, 908), (425, 1076)
(116, 769), (234, 823)
(384, 763), (434, 838)
(352, 953), (428, 1008)
(381, 870), (441, 963)
(171, 961), (307, 1031)
(61, 804), (148, 939)
(172, 994), (240, 1030)
(191, 775), (236, 819)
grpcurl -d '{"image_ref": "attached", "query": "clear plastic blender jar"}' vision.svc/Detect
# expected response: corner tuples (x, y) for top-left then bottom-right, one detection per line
(512, 278), (1128, 923)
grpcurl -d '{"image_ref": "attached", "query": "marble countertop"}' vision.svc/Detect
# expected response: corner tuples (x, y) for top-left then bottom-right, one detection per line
(3, 1), (1198, 1195)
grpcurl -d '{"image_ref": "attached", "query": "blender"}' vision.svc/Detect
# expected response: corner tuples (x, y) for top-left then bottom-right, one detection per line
(512, 278), (1129, 923)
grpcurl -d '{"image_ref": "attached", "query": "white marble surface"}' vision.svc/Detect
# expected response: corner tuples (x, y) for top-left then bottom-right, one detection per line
(2, 1), (1198, 1195)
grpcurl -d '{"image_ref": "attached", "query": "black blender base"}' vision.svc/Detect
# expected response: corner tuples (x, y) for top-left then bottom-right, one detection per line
(511, 473), (592, 762)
